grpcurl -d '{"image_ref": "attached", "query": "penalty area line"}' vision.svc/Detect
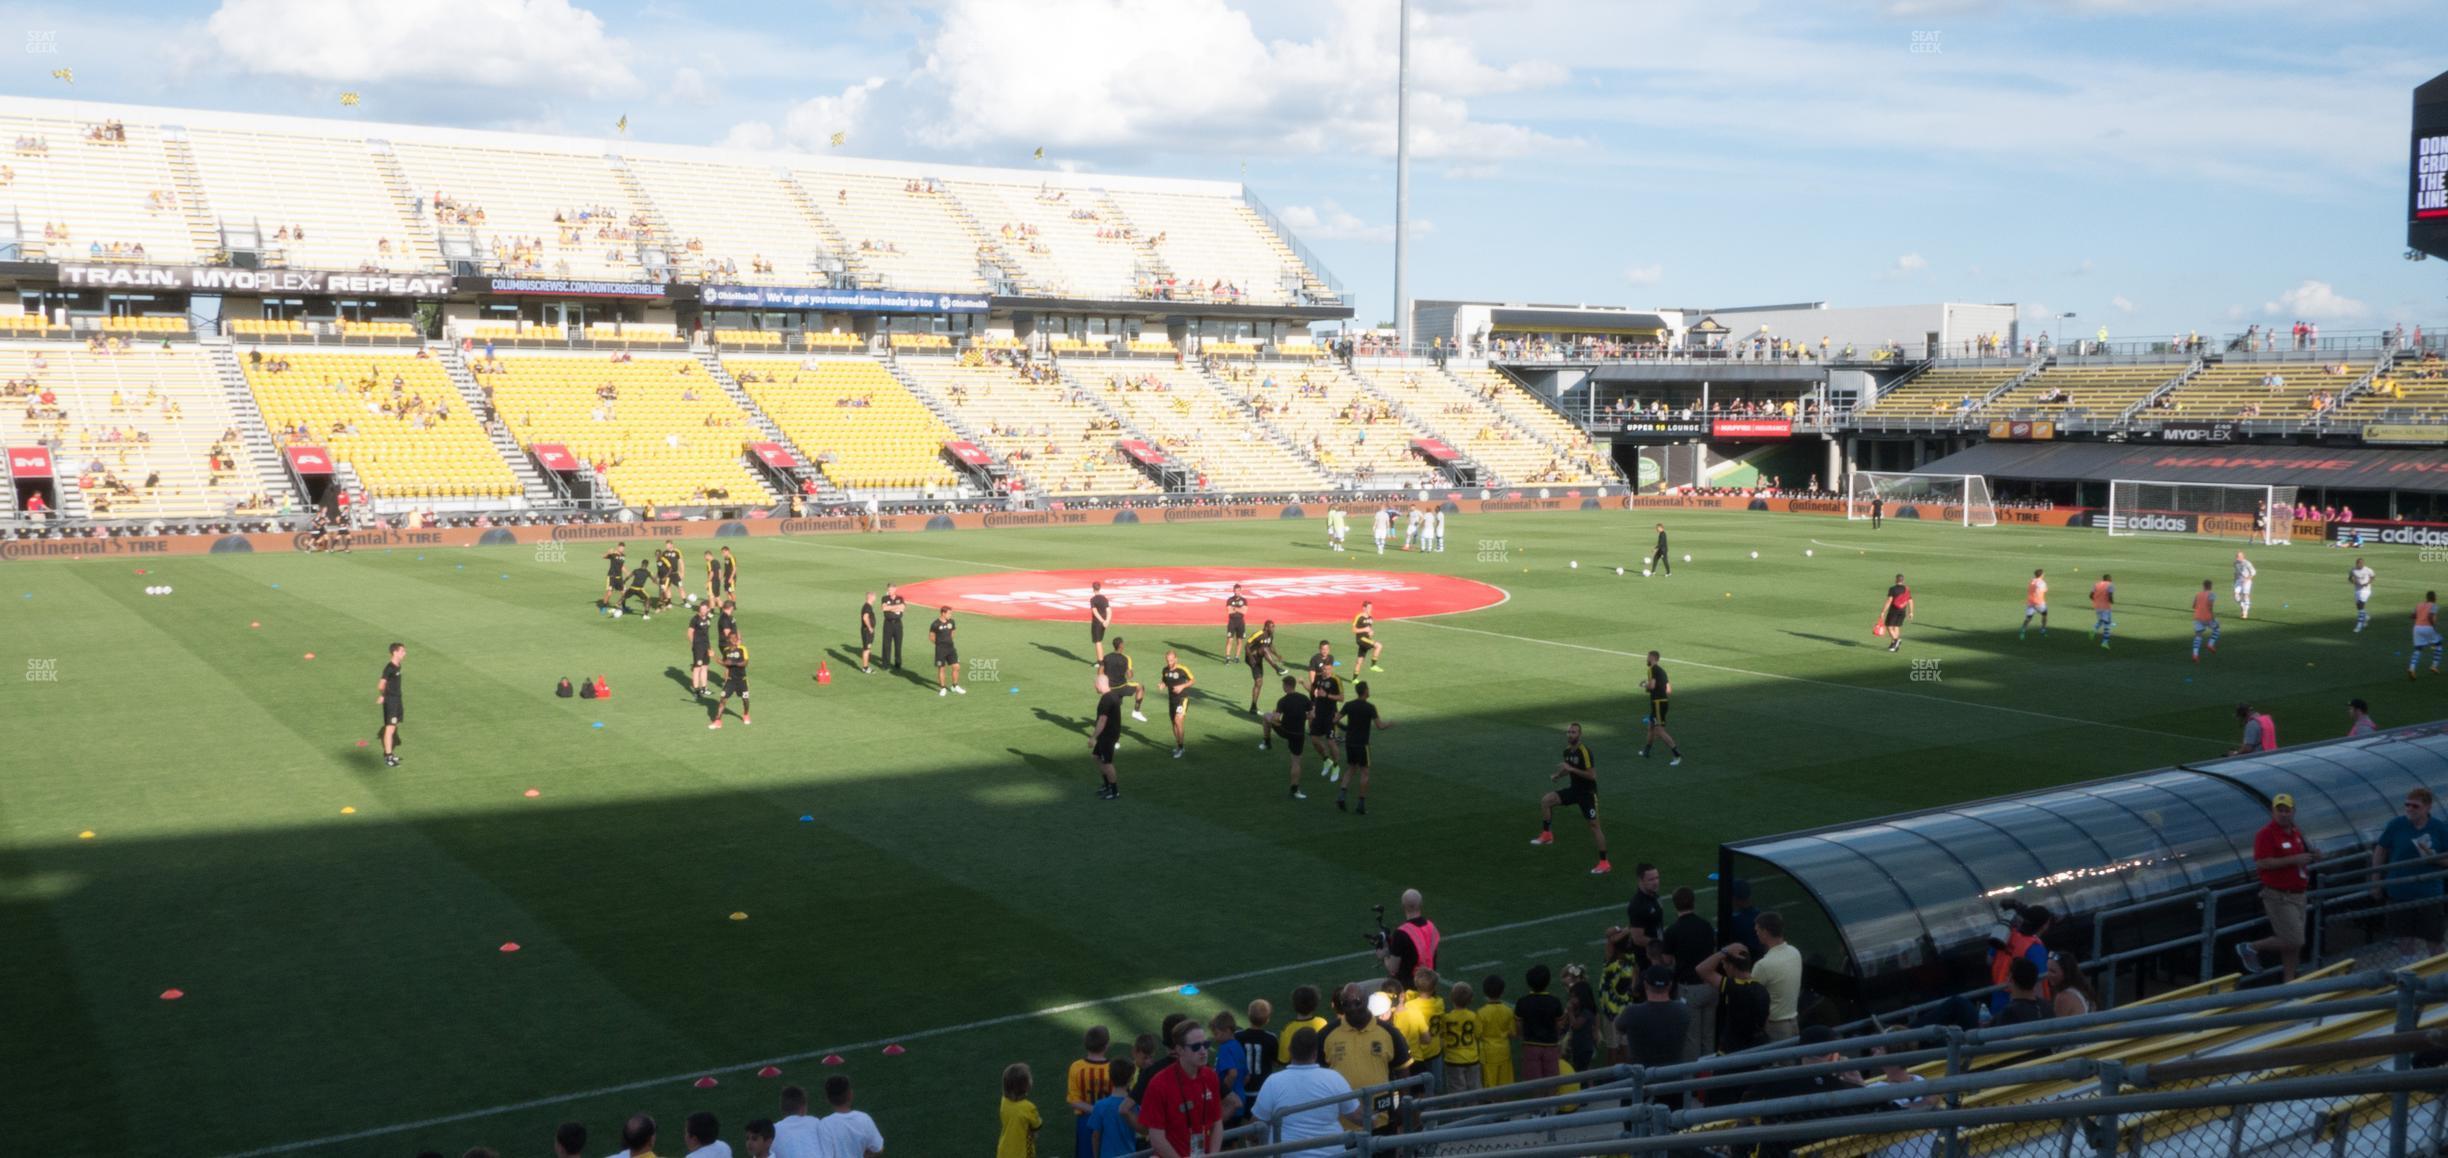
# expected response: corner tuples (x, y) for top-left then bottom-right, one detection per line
(217, 902), (1628, 1157)
(1405, 619), (2202, 743)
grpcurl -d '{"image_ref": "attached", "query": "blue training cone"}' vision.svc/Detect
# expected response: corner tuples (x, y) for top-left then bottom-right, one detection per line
(1179, 984), (1201, 996)
(592, 721), (605, 729)
(800, 814), (815, 823)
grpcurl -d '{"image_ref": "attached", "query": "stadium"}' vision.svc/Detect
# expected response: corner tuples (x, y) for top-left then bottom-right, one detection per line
(6, 7), (2448, 1157)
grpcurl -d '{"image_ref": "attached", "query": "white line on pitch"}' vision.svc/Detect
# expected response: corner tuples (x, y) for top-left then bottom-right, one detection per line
(219, 902), (1629, 1157)
(1405, 619), (2202, 742)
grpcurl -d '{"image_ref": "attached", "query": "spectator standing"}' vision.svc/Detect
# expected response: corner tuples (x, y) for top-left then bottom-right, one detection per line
(997, 1064), (1042, 1158)
(1725, 879), (1761, 958)
(1615, 965), (1694, 1076)
(685, 1111), (731, 1158)
(1562, 963), (1600, 1072)
(743, 1120), (774, 1158)
(814, 1075), (885, 1158)
(1513, 964), (1566, 1084)
(1439, 981), (1482, 1097)
(613, 1114), (658, 1158)
(553, 1122), (588, 1158)
(1753, 912), (1803, 1041)
(1476, 974), (1517, 1089)
(1660, 886), (1719, 1059)
(1391, 969), (1444, 1089)
(1140, 1021), (1225, 1157)
(2371, 787), (2448, 958)
(1986, 904), (2052, 1015)
(1249, 1027), (1360, 1157)
(1065, 1028), (1114, 1158)
(773, 1086), (821, 1158)
(1234, 1000), (1279, 1111)
(2240, 793), (2315, 981)
(1322, 989), (1408, 1130)
(1382, 889), (1440, 981)
(1596, 930), (1641, 1061)
(1698, 943), (1770, 1054)
(1209, 1009), (1248, 1122)
(1275, 987), (1328, 1066)
(1083, 1060), (1136, 1158)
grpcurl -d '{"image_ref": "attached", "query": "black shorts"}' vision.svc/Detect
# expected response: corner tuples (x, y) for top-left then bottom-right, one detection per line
(1884, 607), (1908, 628)
(1555, 782), (1597, 820)
(1308, 713), (1336, 738)
(1275, 727), (1306, 748)
(1169, 695), (1188, 718)
(2386, 901), (2446, 944)
(1355, 636), (1375, 656)
(1247, 658), (1268, 679)
(859, 626), (875, 647)
(692, 646), (711, 666)
(1227, 616), (1246, 639)
(1089, 622), (1107, 643)
(710, 580), (728, 598)
(1093, 733), (1120, 762)
(381, 705), (402, 727)
(1345, 743), (1370, 768)
(724, 672), (748, 695)
(1649, 698), (1669, 724)
(935, 646), (958, 667)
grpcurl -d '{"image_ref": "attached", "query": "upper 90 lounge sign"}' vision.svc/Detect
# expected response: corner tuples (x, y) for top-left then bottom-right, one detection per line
(2411, 70), (2448, 259)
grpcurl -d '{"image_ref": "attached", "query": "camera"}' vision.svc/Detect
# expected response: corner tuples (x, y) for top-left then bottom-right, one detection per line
(1362, 903), (1390, 951)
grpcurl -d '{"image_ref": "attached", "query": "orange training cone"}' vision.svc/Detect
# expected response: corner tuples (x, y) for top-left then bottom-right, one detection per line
(593, 675), (611, 698)
(816, 661), (831, 686)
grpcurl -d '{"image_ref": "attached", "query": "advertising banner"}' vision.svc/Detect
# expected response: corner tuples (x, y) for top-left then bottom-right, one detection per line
(282, 446), (334, 476)
(9, 446), (55, 479)
(59, 265), (454, 297)
(699, 284), (991, 313)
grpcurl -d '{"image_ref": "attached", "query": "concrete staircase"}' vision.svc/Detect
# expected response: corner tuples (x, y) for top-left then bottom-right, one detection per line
(777, 172), (867, 287)
(432, 343), (555, 504)
(694, 351), (837, 501)
(158, 132), (225, 264)
(1096, 193), (1174, 284)
(1192, 362), (1331, 482)
(884, 358), (1030, 494)
(1333, 362), (1495, 485)
(605, 155), (682, 279)
(200, 339), (301, 509)
(367, 142), (447, 272)
(1050, 364), (1177, 490)
(936, 186), (1029, 294)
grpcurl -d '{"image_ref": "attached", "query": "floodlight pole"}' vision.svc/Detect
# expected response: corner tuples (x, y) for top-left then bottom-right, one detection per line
(1393, 0), (1411, 352)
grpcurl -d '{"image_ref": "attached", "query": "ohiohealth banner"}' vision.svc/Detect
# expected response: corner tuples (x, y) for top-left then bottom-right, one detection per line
(700, 284), (990, 313)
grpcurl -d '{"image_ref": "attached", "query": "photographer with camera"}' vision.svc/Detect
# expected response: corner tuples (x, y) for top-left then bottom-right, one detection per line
(1371, 889), (1440, 982)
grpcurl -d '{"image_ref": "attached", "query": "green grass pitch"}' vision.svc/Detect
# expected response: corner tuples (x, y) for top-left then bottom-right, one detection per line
(1, 510), (2433, 1156)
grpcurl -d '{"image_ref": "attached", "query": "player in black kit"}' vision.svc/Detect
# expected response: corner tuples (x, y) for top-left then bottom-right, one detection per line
(687, 602), (714, 699)
(708, 628), (751, 728)
(1091, 672), (1126, 800)
(1223, 583), (1250, 661)
(879, 584), (907, 670)
(1267, 674), (1313, 798)
(930, 605), (965, 696)
(1244, 619), (1286, 713)
(1648, 524), (1672, 576)
(1160, 649), (1195, 758)
(601, 541), (627, 608)
(619, 562), (654, 616)
(858, 591), (878, 674)
(1337, 680), (1393, 814)
(1100, 637), (1148, 722)
(375, 642), (405, 766)
(1088, 580), (1113, 661)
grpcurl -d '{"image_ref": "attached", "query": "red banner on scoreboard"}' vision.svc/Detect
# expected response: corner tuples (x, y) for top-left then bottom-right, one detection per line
(8, 446), (54, 479)
(1710, 419), (1793, 440)
(1411, 438), (1460, 462)
(745, 441), (798, 469)
(945, 441), (993, 467)
(1119, 439), (1165, 466)
(531, 443), (579, 472)
(283, 445), (335, 476)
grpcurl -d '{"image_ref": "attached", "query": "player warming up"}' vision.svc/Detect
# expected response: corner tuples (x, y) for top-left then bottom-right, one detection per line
(1090, 672), (1124, 800)
(1100, 637), (1148, 722)
(1245, 619), (1287, 713)
(931, 605), (966, 696)
(2191, 580), (2222, 662)
(2233, 551), (2257, 620)
(2412, 592), (2442, 680)
(600, 541), (626, 609)
(1532, 722), (1608, 875)
(1878, 574), (1914, 653)
(1336, 680), (1393, 814)
(1160, 650), (1195, 758)
(1266, 675), (1313, 797)
(1639, 651), (1684, 765)
(1353, 600), (1385, 673)
(1307, 656), (1345, 784)
(708, 628), (751, 728)
(687, 602), (714, 699)
(857, 592), (878, 673)
(1087, 580), (1113, 661)
(1373, 505), (1392, 555)
(2091, 573), (2116, 649)
(375, 642), (405, 767)
(2021, 569), (2049, 639)
(1648, 524), (1672, 576)
(2350, 559), (2375, 633)
(1224, 583), (1250, 662)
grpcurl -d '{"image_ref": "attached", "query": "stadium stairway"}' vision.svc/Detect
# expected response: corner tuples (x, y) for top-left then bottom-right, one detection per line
(367, 145), (448, 272)
(605, 157), (679, 277)
(1341, 364), (1495, 485)
(1094, 192), (1173, 285)
(433, 344), (556, 506)
(692, 350), (833, 501)
(776, 173), (873, 288)
(157, 134), (225, 263)
(201, 340), (302, 510)
(1430, 363), (1582, 465)
(929, 184), (1026, 292)
(1047, 362), (1173, 490)
(882, 356), (1032, 493)
(2121, 358), (2206, 420)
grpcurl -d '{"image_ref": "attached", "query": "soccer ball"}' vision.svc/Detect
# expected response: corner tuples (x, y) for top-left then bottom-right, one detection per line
(1641, 569), (1651, 577)
(612, 608), (625, 618)
(685, 593), (698, 605)
(1749, 551), (1759, 559)
(1805, 549), (1814, 557)
(1570, 560), (1579, 569)
(1615, 567), (1625, 576)
(1683, 554), (1692, 563)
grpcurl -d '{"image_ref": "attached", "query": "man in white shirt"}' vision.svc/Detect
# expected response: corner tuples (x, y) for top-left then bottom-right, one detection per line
(772, 1085), (825, 1158)
(1403, 508), (1421, 551)
(1431, 508), (1447, 552)
(1249, 1026), (1361, 1156)
(2351, 557), (2376, 633)
(684, 1110), (732, 1158)
(813, 1075), (885, 1158)
(1372, 507), (1391, 554)
(2233, 552), (2257, 619)
(1752, 910), (1804, 1041)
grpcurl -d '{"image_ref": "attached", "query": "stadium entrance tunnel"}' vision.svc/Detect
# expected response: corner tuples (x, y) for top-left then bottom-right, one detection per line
(1720, 722), (2448, 1024)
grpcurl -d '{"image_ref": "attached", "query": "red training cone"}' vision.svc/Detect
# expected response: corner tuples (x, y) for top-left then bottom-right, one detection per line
(160, 988), (185, 1001)
(757, 1065), (783, 1078)
(822, 1054), (846, 1066)
(694, 1076), (719, 1089)
(593, 675), (611, 699)
(499, 942), (521, 953)
(881, 1043), (906, 1056)
(816, 661), (831, 686)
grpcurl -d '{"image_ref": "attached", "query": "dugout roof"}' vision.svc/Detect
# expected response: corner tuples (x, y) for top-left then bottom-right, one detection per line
(1920, 441), (2448, 494)
(1719, 723), (2448, 1013)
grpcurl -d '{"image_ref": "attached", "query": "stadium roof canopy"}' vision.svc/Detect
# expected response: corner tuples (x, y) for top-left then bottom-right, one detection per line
(1719, 723), (2448, 1015)
(1921, 441), (2448, 494)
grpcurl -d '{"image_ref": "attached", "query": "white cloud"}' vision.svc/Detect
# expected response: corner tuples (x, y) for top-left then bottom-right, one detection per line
(666, 66), (715, 107)
(720, 76), (886, 153)
(1277, 200), (1425, 243)
(1622, 263), (1664, 286)
(2111, 295), (2137, 314)
(2261, 279), (2368, 319)
(912, 0), (1570, 158)
(205, 0), (635, 94)
(1888, 253), (1928, 276)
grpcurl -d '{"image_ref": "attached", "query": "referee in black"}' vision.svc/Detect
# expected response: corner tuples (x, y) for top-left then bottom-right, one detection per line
(375, 642), (405, 767)
(1649, 523), (1672, 576)
(879, 583), (907, 670)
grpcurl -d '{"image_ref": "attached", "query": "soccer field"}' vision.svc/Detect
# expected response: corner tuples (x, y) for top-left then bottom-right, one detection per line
(3, 508), (2434, 1156)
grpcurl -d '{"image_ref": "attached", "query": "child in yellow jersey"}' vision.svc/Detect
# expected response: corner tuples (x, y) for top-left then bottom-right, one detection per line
(1393, 970), (1445, 1085)
(1440, 981), (1484, 1096)
(1065, 1026), (1114, 1157)
(998, 1062), (1042, 1158)
(1477, 973), (1518, 1090)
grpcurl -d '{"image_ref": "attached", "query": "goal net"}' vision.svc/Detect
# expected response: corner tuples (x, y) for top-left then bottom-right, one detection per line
(2106, 480), (2298, 544)
(1846, 471), (1997, 527)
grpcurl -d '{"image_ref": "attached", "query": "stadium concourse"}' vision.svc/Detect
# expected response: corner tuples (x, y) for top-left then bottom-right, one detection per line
(11, 93), (2448, 1158)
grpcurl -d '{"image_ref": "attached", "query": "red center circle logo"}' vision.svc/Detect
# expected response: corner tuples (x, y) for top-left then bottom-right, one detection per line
(897, 567), (1509, 625)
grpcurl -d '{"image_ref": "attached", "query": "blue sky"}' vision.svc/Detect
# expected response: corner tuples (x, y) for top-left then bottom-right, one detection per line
(6, 0), (2445, 337)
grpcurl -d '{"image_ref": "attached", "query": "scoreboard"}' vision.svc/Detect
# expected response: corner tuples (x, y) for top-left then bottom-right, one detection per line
(2415, 69), (2448, 260)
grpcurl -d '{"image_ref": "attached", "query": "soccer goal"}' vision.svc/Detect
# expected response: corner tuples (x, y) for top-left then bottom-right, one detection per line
(2105, 480), (2298, 544)
(1846, 471), (1997, 527)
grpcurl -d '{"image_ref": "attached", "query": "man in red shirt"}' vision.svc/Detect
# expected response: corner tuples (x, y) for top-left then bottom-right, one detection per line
(1139, 1020), (1223, 1157)
(2240, 793), (2316, 981)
